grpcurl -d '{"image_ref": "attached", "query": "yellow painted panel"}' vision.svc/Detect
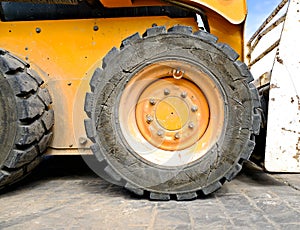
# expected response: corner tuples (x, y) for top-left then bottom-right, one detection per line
(0, 17), (198, 151)
(189, 0), (247, 24)
(205, 9), (245, 60)
(0, 3), (245, 155)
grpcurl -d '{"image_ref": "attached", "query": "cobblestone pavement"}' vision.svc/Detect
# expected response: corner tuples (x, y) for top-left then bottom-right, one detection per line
(0, 156), (300, 230)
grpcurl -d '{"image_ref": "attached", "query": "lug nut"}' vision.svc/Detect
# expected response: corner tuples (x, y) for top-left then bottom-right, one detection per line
(191, 105), (198, 112)
(164, 88), (170, 95)
(188, 122), (195, 129)
(181, 91), (187, 98)
(157, 130), (164, 137)
(149, 98), (156, 105)
(174, 133), (180, 139)
(146, 114), (153, 123)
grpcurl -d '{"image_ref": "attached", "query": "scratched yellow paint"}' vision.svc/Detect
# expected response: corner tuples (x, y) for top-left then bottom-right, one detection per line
(0, 1), (246, 153)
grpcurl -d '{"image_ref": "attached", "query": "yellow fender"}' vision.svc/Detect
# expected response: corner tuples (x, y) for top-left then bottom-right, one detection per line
(100, 0), (247, 24)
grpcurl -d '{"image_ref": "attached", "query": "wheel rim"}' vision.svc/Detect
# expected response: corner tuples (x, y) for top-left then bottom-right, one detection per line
(118, 60), (225, 167)
(135, 77), (209, 151)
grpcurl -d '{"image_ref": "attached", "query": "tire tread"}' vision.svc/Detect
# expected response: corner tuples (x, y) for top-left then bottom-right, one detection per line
(0, 50), (54, 190)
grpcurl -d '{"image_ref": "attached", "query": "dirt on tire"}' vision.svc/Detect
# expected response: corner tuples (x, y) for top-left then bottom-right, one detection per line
(84, 26), (261, 200)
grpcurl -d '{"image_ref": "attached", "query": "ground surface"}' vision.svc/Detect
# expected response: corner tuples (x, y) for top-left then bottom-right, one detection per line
(0, 156), (299, 229)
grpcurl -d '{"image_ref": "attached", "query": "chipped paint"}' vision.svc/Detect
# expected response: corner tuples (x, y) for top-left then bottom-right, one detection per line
(296, 95), (300, 110)
(281, 127), (300, 135)
(293, 137), (300, 162)
(276, 55), (284, 64)
(270, 83), (280, 89)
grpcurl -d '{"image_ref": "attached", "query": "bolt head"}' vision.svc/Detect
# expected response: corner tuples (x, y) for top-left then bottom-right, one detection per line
(174, 133), (180, 139)
(188, 122), (195, 129)
(93, 25), (99, 31)
(146, 114), (153, 123)
(181, 91), (187, 98)
(157, 130), (164, 137)
(191, 105), (198, 112)
(149, 98), (156, 105)
(164, 88), (170, 95)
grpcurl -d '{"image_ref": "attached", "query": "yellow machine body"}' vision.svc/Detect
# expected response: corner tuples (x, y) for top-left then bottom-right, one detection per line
(0, 0), (247, 154)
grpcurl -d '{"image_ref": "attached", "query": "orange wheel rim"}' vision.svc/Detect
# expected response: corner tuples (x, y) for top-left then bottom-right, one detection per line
(136, 77), (210, 151)
(118, 60), (225, 167)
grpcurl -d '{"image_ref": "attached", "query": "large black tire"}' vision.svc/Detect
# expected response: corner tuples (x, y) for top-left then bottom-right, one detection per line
(0, 49), (54, 189)
(85, 26), (261, 200)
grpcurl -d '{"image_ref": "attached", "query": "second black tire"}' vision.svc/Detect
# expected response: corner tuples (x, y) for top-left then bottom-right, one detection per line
(0, 49), (54, 190)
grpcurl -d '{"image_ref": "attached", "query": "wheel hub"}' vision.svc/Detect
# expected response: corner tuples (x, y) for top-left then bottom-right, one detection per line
(136, 77), (209, 151)
(156, 96), (189, 131)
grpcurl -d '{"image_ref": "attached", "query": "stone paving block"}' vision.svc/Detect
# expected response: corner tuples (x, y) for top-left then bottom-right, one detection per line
(255, 200), (300, 224)
(229, 213), (277, 229)
(192, 213), (232, 227)
(280, 224), (300, 230)
(219, 194), (254, 210)
(152, 224), (192, 230)
(153, 209), (191, 228)
(0, 156), (300, 229)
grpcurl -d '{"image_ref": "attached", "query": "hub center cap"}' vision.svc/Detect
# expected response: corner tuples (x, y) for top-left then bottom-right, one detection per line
(156, 97), (189, 131)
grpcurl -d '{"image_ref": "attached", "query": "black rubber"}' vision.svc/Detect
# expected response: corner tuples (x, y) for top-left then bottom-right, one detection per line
(0, 49), (54, 190)
(84, 26), (261, 200)
(251, 84), (269, 165)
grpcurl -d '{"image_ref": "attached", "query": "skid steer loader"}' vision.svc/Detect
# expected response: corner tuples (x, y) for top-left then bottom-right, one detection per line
(0, 0), (262, 200)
